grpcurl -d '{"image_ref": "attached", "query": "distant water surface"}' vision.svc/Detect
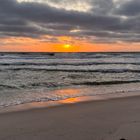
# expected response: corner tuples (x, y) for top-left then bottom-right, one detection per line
(0, 52), (140, 108)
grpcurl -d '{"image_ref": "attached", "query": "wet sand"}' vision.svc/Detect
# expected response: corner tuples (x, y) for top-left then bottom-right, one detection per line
(0, 96), (140, 140)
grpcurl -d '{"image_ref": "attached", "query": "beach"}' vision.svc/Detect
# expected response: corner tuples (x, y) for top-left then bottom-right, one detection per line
(0, 0), (139, 138)
(1, 53), (140, 140)
(0, 95), (140, 140)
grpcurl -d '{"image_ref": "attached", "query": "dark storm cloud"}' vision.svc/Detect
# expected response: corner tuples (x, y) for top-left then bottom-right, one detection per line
(115, 0), (140, 16)
(0, 0), (139, 43)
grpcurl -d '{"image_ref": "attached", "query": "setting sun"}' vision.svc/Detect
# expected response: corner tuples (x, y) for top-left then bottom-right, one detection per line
(63, 44), (71, 49)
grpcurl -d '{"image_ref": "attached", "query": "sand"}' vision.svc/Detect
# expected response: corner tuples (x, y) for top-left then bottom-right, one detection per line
(0, 96), (140, 140)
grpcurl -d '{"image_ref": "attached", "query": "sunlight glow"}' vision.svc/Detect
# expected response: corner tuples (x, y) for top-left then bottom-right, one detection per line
(17, 0), (92, 12)
(70, 29), (81, 33)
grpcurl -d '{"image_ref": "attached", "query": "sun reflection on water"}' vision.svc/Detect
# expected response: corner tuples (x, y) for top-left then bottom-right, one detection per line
(53, 88), (82, 96)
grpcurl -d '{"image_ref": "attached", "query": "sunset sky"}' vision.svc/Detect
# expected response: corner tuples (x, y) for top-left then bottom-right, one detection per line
(0, 0), (140, 52)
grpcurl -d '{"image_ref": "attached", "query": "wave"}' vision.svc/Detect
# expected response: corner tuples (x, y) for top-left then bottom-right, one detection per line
(1, 62), (140, 66)
(2, 68), (140, 73)
(29, 82), (64, 88)
(0, 84), (19, 89)
(0, 82), (67, 90)
(73, 80), (140, 86)
(1, 80), (140, 90)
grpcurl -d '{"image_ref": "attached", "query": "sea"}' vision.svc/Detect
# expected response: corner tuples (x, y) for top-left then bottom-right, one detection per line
(0, 52), (140, 108)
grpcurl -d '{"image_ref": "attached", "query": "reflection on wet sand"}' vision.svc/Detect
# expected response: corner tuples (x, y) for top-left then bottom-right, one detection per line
(59, 98), (81, 104)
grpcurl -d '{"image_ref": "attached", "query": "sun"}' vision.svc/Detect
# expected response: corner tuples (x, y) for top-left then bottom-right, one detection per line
(56, 44), (77, 52)
(63, 44), (71, 49)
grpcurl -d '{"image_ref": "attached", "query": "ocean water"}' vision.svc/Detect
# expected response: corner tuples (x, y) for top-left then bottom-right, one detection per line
(0, 52), (140, 108)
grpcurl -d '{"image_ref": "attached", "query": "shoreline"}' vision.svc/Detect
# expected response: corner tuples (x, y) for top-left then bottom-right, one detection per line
(1, 89), (140, 114)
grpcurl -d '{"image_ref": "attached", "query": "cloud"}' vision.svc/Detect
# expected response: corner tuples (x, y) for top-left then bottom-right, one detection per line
(0, 0), (139, 44)
(115, 0), (140, 16)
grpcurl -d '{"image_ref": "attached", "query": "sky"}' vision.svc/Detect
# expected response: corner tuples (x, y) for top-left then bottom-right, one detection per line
(0, 0), (140, 52)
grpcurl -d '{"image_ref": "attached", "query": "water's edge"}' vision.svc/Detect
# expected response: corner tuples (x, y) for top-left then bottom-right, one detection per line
(1, 85), (140, 114)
